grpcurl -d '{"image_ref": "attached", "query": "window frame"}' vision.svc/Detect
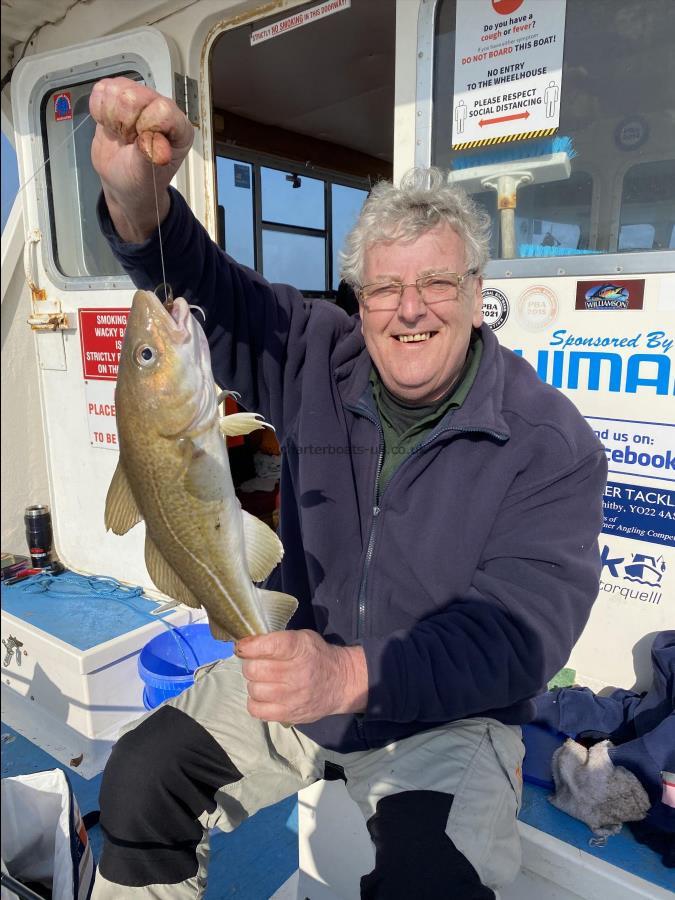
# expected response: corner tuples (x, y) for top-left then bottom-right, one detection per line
(415, 0), (675, 278)
(215, 144), (370, 297)
(30, 55), (155, 292)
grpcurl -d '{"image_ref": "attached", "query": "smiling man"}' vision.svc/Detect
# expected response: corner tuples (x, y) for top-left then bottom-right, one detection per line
(89, 78), (607, 900)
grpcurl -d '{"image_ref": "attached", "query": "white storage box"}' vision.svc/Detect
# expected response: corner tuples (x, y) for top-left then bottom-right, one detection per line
(1, 570), (205, 778)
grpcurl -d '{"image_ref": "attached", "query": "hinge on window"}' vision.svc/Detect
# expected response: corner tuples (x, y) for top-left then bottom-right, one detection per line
(174, 73), (200, 126)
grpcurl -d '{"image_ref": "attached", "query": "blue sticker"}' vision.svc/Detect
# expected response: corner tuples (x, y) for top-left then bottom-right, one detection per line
(602, 480), (675, 548)
(54, 91), (72, 122)
(234, 164), (251, 189)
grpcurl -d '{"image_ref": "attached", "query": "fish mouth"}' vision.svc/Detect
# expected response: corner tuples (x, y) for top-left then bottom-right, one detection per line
(167, 297), (192, 344)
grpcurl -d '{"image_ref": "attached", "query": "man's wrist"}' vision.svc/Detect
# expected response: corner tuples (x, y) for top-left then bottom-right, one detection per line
(335, 645), (369, 715)
(104, 187), (170, 244)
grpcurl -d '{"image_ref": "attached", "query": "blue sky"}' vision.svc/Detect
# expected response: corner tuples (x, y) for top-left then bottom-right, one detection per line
(2, 131), (20, 230)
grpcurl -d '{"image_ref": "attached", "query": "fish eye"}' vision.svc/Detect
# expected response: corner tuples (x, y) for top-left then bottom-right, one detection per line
(135, 344), (157, 368)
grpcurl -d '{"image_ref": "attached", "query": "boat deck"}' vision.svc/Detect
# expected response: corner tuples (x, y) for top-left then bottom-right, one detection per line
(1, 723), (298, 899)
(3, 719), (672, 898)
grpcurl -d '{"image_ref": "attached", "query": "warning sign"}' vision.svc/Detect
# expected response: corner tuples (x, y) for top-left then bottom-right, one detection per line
(452, 0), (567, 149)
(79, 308), (129, 381)
(250, 0), (350, 46)
(85, 380), (119, 450)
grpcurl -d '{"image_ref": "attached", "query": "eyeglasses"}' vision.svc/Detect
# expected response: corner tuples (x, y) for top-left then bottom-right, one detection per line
(358, 269), (479, 312)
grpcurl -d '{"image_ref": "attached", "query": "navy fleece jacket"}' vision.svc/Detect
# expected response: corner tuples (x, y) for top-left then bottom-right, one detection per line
(99, 188), (608, 753)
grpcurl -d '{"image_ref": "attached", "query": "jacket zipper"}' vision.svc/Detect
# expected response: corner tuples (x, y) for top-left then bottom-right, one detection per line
(345, 404), (506, 740)
(350, 405), (384, 642)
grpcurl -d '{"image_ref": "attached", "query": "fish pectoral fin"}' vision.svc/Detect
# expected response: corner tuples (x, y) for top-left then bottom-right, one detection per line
(145, 536), (201, 609)
(182, 440), (223, 504)
(215, 388), (241, 406)
(256, 588), (298, 633)
(105, 462), (143, 535)
(219, 412), (274, 437)
(242, 510), (284, 582)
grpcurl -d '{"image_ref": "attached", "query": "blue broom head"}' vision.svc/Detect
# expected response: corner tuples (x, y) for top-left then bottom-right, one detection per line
(452, 136), (576, 171)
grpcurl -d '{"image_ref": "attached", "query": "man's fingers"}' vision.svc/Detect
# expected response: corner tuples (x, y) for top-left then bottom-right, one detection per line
(90, 78), (191, 162)
(246, 680), (285, 704)
(137, 98), (193, 156)
(236, 631), (299, 660)
(137, 131), (173, 166)
(246, 698), (293, 724)
(240, 658), (286, 683)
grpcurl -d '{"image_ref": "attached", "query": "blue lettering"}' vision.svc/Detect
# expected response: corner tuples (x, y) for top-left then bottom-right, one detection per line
(567, 351), (622, 392)
(625, 354), (671, 395)
(512, 349), (674, 394)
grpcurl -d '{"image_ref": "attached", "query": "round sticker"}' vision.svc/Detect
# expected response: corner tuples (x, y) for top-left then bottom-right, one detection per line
(482, 288), (510, 331)
(614, 117), (649, 152)
(516, 285), (558, 332)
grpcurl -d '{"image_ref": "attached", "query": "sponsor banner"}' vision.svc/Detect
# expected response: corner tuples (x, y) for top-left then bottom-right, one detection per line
(482, 286), (510, 330)
(452, 0), (567, 149)
(494, 275), (673, 686)
(79, 308), (129, 381)
(586, 417), (674, 482)
(575, 279), (645, 311)
(602, 480), (674, 548)
(598, 540), (668, 608)
(84, 381), (119, 450)
(250, 0), (350, 46)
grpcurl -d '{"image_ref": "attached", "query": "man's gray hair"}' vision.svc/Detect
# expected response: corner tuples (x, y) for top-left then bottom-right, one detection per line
(340, 167), (491, 289)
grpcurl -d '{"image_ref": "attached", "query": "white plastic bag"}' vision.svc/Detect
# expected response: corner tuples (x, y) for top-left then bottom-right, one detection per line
(1, 770), (95, 900)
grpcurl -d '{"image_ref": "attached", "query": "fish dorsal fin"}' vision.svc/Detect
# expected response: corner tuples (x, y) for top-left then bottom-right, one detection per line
(105, 461), (142, 535)
(219, 412), (272, 438)
(242, 509), (284, 582)
(256, 587), (298, 633)
(144, 535), (201, 609)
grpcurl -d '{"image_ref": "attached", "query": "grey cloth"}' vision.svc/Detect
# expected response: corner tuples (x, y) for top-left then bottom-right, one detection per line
(550, 738), (651, 836)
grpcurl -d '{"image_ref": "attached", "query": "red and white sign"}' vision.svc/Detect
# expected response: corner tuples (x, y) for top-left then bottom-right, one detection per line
(250, 0), (350, 46)
(85, 380), (119, 450)
(54, 91), (73, 121)
(79, 308), (129, 381)
(452, 0), (567, 148)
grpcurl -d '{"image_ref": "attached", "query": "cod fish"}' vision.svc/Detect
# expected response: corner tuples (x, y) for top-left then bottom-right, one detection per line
(104, 290), (297, 641)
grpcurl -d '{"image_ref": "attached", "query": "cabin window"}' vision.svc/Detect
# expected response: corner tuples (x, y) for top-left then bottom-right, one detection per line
(41, 73), (142, 281)
(618, 159), (675, 252)
(215, 152), (368, 296)
(431, 0), (675, 262)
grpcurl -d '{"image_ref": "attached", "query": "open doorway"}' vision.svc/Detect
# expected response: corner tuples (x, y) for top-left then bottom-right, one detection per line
(209, 0), (396, 527)
(209, 0), (395, 297)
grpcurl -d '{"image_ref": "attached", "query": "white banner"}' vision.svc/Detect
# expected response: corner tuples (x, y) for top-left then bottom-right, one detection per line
(452, 0), (567, 148)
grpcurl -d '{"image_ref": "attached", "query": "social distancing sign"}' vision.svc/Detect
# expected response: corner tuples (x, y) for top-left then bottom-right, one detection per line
(452, 0), (567, 149)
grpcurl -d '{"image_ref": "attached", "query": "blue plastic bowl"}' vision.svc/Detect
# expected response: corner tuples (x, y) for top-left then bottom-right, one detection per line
(138, 623), (234, 709)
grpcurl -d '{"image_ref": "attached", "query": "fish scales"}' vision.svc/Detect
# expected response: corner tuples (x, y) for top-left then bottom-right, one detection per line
(105, 289), (297, 641)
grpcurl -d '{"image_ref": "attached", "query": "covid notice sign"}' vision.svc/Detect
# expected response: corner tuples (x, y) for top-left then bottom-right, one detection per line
(452, 0), (567, 149)
(79, 308), (129, 450)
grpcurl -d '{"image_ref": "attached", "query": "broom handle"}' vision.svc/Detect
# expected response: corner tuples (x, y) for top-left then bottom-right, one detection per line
(500, 207), (516, 259)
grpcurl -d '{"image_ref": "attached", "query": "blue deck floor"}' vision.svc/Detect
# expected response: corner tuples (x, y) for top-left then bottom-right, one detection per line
(3, 721), (673, 895)
(1, 723), (298, 899)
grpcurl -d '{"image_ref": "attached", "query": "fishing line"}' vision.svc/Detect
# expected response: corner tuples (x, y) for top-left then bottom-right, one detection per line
(16, 112), (94, 195)
(151, 156), (171, 306)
